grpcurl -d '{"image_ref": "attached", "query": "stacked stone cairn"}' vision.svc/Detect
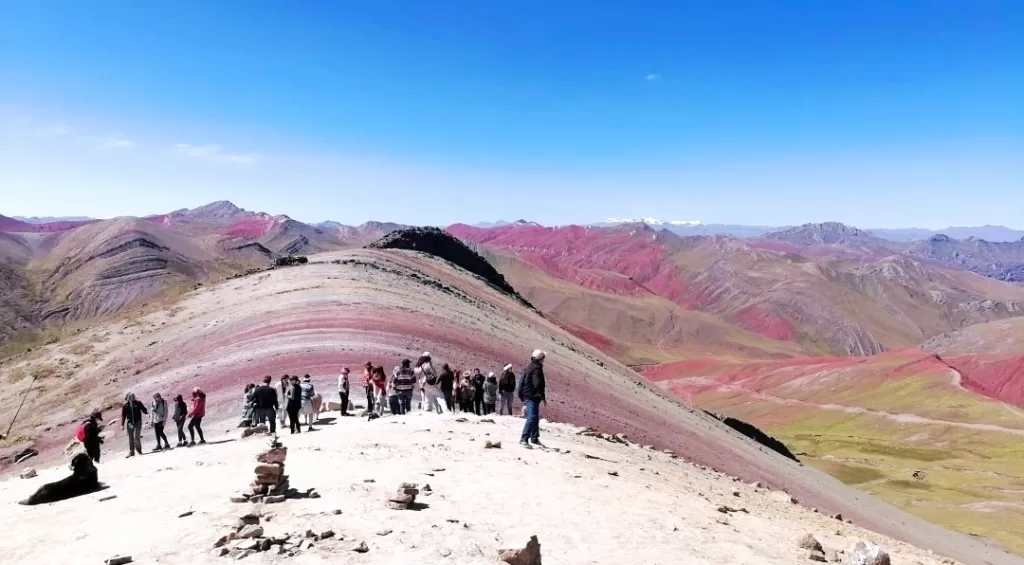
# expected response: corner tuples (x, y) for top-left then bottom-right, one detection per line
(232, 437), (289, 504)
(386, 482), (420, 510)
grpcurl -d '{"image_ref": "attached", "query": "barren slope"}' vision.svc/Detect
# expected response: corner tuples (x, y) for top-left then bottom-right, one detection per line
(0, 247), (1018, 565)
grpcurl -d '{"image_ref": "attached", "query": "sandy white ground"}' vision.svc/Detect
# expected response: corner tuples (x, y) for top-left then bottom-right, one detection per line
(0, 410), (961, 565)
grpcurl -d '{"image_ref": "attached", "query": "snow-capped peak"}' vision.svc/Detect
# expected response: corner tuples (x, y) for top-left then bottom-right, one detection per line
(605, 217), (702, 226)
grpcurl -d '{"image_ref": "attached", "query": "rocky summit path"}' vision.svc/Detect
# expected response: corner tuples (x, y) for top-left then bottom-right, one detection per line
(0, 410), (997, 565)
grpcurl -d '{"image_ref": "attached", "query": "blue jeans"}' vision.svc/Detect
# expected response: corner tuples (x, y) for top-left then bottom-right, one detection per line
(520, 399), (540, 443)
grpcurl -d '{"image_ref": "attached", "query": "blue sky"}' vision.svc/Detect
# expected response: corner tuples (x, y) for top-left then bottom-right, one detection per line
(2, 1), (1022, 228)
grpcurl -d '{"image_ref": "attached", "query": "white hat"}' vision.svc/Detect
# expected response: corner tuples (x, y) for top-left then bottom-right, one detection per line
(503, 363), (513, 371)
(488, 372), (494, 377)
(531, 349), (546, 360)
(422, 352), (431, 357)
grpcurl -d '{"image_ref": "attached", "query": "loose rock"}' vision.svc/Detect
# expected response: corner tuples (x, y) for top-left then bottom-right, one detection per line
(352, 541), (370, 553)
(798, 534), (824, 553)
(106, 556), (133, 565)
(809, 550), (827, 562)
(498, 535), (542, 565)
(845, 541), (890, 565)
(484, 440), (502, 449)
(19, 468), (37, 479)
(237, 525), (263, 539)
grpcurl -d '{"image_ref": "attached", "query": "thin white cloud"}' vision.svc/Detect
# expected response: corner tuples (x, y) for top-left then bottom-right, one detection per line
(173, 143), (257, 165)
(33, 123), (71, 137)
(81, 135), (137, 149)
(645, 73), (661, 81)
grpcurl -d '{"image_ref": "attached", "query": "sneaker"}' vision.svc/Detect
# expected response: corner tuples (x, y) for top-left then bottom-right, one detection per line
(198, 440), (207, 445)
(530, 438), (545, 448)
(519, 440), (533, 449)
(153, 447), (162, 452)
(126, 453), (135, 458)
(188, 441), (195, 447)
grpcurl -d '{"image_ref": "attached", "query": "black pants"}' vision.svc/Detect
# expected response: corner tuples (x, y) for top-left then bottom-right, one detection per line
(153, 422), (170, 448)
(85, 440), (101, 463)
(339, 391), (349, 415)
(255, 408), (276, 434)
(364, 386), (374, 412)
(175, 419), (187, 443)
(474, 397), (484, 416)
(399, 394), (412, 414)
(483, 402), (495, 415)
(442, 390), (454, 411)
(287, 405), (301, 433)
(187, 416), (204, 442)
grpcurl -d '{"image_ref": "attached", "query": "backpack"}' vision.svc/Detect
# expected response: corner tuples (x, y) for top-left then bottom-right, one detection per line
(423, 364), (438, 386)
(75, 420), (88, 442)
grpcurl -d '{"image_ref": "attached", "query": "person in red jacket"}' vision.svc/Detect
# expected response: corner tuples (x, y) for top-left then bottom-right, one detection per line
(187, 387), (207, 446)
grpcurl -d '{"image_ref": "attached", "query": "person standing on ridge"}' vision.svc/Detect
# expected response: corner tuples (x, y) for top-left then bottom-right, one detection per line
(438, 363), (456, 412)
(187, 387), (207, 445)
(252, 375), (279, 434)
(150, 393), (172, 451)
(498, 364), (516, 415)
(120, 392), (149, 457)
(276, 375), (290, 430)
(338, 367), (351, 416)
(471, 368), (486, 416)
(391, 359), (417, 414)
(362, 362), (375, 413)
(300, 375), (317, 431)
(286, 375), (303, 433)
(483, 372), (499, 415)
(519, 350), (547, 449)
(172, 394), (188, 446)
(81, 410), (104, 463)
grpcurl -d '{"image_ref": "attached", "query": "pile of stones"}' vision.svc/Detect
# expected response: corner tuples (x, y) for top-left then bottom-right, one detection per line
(386, 482), (420, 510)
(212, 508), (363, 560)
(231, 438), (290, 504)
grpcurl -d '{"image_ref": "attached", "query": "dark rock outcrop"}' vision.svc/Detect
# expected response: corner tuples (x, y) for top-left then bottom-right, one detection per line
(368, 227), (534, 310)
(703, 410), (799, 462)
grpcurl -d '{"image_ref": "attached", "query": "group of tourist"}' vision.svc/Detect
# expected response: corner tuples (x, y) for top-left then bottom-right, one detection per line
(76, 348), (550, 462)
(352, 352), (520, 419)
(77, 387), (207, 463)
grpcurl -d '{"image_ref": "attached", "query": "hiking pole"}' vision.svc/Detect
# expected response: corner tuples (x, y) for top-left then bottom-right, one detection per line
(3, 374), (38, 439)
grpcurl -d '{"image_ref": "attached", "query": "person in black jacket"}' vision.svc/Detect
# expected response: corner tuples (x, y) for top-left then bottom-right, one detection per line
(120, 392), (149, 458)
(82, 410), (104, 463)
(518, 350), (547, 448)
(252, 375), (280, 434)
(172, 395), (189, 447)
(286, 375), (303, 434)
(498, 363), (516, 415)
(438, 363), (456, 412)
(471, 369), (486, 416)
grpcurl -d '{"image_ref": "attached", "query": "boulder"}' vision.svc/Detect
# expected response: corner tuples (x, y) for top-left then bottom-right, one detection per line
(19, 468), (37, 479)
(798, 534), (824, 553)
(809, 550), (828, 562)
(845, 542), (890, 565)
(498, 535), (542, 565)
(105, 556), (133, 565)
(254, 474), (282, 485)
(352, 541), (370, 553)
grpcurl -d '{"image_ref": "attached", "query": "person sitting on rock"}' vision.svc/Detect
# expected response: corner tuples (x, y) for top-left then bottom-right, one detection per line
(519, 350), (547, 449)
(120, 392), (149, 458)
(300, 375), (317, 431)
(252, 375), (279, 434)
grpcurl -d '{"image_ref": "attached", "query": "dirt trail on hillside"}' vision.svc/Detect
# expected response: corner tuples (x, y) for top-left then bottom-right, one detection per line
(0, 412), (977, 565)
(949, 367), (1024, 420)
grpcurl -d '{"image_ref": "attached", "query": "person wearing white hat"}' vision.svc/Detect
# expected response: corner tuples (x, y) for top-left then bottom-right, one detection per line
(519, 350), (547, 448)
(498, 363), (517, 415)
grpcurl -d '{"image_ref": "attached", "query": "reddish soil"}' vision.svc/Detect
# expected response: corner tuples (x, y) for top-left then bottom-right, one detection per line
(223, 217), (277, 238)
(948, 355), (1024, 405)
(735, 305), (797, 341)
